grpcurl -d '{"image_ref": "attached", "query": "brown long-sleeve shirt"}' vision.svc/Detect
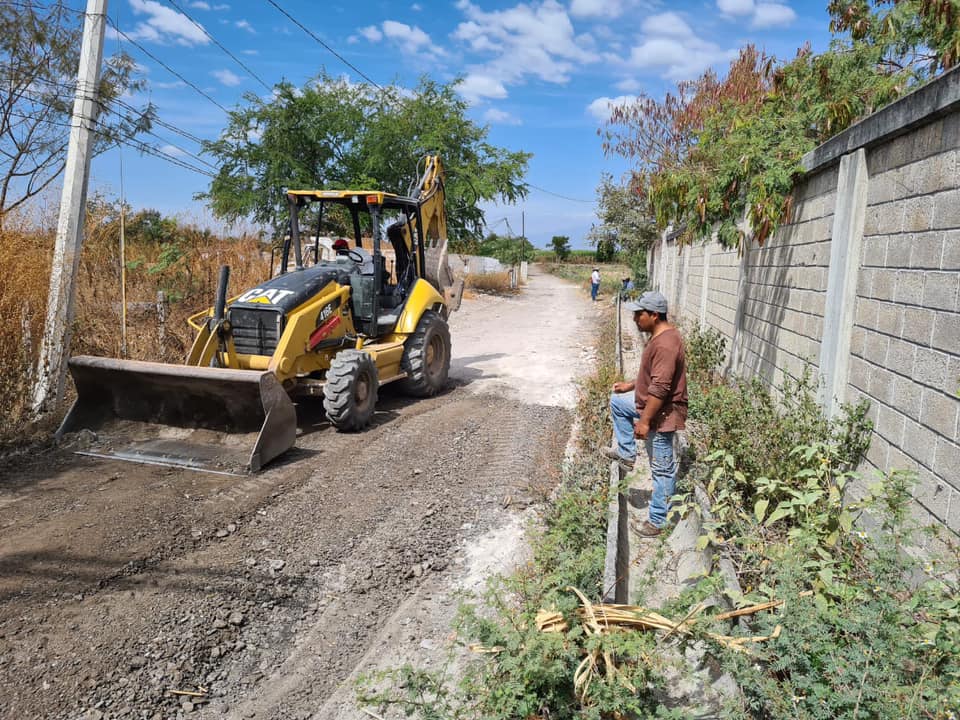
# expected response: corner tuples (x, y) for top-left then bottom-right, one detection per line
(635, 327), (688, 432)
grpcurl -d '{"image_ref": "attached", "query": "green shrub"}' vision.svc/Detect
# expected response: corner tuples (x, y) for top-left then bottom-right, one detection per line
(679, 330), (959, 719)
(717, 477), (960, 720)
(689, 368), (871, 495)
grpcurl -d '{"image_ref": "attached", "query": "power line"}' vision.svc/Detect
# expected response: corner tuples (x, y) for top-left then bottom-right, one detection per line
(8, 108), (217, 178)
(12, 80), (215, 171)
(162, 0), (272, 92)
(13, 72), (210, 148)
(105, 16), (230, 114)
(264, 0), (386, 94)
(527, 183), (595, 204)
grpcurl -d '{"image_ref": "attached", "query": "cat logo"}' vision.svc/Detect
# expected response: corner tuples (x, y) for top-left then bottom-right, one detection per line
(237, 288), (295, 305)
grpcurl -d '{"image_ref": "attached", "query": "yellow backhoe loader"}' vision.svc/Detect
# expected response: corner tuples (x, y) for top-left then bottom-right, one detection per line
(58, 156), (464, 474)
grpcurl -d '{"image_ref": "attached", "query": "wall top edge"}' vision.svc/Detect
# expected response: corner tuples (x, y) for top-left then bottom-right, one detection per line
(800, 65), (960, 174)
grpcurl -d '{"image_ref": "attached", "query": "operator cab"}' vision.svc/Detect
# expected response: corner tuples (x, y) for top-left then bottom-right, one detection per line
(283, 189), (427, 337)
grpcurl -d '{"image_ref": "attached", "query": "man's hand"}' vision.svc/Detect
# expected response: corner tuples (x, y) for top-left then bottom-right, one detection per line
(612, 381), (634, 393)
(634, 419), (650, 440)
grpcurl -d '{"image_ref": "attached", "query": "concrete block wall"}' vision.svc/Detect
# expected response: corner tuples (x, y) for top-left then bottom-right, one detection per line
(848, 112), (960, 529)
(654, 66), (960, 536)
(701, 242), (740, 341)
(736, 165), (837, 388)
(684, 244), (705, 325)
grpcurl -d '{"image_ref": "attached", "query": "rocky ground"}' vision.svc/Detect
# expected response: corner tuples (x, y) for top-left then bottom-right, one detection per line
(0, 268), (600, 720)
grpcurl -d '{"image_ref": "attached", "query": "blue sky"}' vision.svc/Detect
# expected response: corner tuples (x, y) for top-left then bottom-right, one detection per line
(74, 0), (835, 248)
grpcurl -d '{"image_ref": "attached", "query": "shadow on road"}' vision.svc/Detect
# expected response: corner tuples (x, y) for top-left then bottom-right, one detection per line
(449, 352), (507, 387)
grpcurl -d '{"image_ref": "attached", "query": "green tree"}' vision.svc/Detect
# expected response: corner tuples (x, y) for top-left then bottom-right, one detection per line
(0, 1), (152, 219)
(602, 27), (931, 248)
(588, 173), (657, 255)
(549, 235), (571, 262)
(478, 231), (534, 265)
(828, 0), (960, 76)
(199, 74), (530, 239)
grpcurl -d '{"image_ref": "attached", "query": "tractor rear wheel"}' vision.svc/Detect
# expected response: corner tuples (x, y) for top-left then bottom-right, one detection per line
(400, 310), (450, 397)
(323, 350), (379, 431)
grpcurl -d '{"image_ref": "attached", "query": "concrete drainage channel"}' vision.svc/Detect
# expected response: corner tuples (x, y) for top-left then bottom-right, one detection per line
(601, 296), (743, 714)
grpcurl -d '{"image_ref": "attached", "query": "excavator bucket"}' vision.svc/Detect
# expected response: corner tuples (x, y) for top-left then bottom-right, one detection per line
(57, 356), (297, 474)
(424, 238), (464, 313)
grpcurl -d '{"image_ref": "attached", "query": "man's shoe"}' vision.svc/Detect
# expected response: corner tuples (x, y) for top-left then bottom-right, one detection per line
(637, 520), (662, 538)
(600, 446), (635, 470)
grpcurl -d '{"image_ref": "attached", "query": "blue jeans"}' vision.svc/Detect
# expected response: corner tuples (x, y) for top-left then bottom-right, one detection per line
(610, 391), (677, 528)
(591, 282), (599, 300)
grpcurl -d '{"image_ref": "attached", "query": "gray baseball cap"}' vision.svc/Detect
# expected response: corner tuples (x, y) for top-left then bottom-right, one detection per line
(625, 290), (668, 314)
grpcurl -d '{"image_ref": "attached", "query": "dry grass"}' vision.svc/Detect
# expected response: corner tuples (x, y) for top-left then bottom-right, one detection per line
(0, 206), (268, 450)
(464, 271), (516, 294)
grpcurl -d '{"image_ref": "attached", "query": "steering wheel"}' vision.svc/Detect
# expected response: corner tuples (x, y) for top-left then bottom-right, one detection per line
(345, 248), (365, 264)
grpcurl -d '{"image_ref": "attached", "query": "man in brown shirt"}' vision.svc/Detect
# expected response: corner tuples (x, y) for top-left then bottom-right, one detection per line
(602, 290), (687, 537)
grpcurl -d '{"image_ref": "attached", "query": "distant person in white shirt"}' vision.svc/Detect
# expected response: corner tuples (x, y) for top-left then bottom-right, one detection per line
(591, 267), (601, 301)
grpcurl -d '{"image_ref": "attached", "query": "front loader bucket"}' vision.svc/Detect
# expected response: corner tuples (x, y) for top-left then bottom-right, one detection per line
(58, 356), (297, 474)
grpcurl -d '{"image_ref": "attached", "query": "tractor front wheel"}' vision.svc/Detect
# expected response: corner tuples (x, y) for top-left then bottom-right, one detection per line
(400, 310), (451, 397)
(323, 350), (379, 431)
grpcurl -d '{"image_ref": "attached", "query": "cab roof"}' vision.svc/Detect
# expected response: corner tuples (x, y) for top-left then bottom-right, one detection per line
(287, 189), (419, 210)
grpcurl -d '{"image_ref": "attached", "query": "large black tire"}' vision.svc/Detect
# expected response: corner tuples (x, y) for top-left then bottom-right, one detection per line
(323, 350), (379, 431)
(400, 310), (451, 397)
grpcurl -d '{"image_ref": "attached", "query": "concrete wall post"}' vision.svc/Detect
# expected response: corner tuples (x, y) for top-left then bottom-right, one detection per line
(699, 236), (712, 326)
(818, 149), (869, 418)
(659, 229), (669, 293)
(726, 241), (750, 375)
(678, 246), (689, 319)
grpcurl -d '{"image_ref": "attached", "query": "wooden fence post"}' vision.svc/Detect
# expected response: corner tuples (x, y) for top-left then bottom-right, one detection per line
(157, 291), (166, 349)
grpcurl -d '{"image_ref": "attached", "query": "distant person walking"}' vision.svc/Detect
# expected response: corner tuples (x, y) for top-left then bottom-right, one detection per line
(602, 290), (687, 537)
(590, 267), (601, 301)
(620, 276), (635, 298)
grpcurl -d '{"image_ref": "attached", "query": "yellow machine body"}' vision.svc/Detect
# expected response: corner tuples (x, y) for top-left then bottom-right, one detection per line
(59, 157), (457, 473)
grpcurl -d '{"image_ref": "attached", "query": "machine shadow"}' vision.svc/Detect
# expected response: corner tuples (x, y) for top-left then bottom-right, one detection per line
(448, 352), (507, 388)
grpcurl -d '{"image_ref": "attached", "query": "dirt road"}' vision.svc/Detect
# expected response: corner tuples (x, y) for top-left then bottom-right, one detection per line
(0, 267), (598, 720)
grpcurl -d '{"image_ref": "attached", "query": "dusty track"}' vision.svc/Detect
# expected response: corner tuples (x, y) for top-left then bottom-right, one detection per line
(0, 267), (600, 720)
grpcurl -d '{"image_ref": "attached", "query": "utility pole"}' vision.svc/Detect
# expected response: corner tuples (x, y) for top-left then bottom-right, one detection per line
(32, 0), (109, 414)
(521, 210), (525, 263)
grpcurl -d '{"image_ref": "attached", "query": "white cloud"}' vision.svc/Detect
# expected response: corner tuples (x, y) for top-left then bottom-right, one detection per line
(458, 74), (508, 103)
(452, 0), (598, 102)
(127, 0), (209, 46)
(717, 0), (754, 15)
(189, 1), (210, 9)
(356, 25), (383, 43)
(160, 144), (187, 157)
(483, 108), (521, 125)
(587, 95), (636, 123)
(717, 0), (796, 28)
(624, 11), (737, 80)
(614, 77), (641, 92)
(569, 0), (623, 18)
(381, 20), (438, 54)
(211, 69), (242, 86)
(751, 3), (796, 27)
(641, 12), (692, 37)
(235, 19), (255, 33)
(241, 49), (258, 55)
(213, 3), (229, 9)
(154, 80), (186, 89)
(411, 2), (422, 9)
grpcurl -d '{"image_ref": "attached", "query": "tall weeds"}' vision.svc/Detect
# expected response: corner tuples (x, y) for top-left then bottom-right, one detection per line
(0, 202), (268, 450)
